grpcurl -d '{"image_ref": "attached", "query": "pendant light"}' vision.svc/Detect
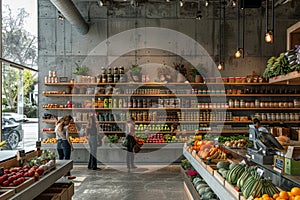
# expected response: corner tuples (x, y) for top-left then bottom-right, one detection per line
(265, 0), (274, 43)
(235, 0), (241, 58)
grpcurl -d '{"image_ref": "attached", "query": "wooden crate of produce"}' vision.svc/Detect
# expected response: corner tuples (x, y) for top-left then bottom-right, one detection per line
(224, 180), (243, 200)
(2, 177), (35, 193)
(0, 150), (41, 169)
(213, 170), (225, 186)
(0, 189), (15, 200)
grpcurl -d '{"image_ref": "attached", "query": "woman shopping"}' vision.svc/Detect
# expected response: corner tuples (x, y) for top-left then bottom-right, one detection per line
(126, 116), (138, 172)
(55, 115), (76, 179)
(86, 114), (100, 170)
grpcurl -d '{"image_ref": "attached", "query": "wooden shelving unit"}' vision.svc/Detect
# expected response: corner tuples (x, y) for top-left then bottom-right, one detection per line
(287, 21), (300, 50)
(269, 71), (300, 85)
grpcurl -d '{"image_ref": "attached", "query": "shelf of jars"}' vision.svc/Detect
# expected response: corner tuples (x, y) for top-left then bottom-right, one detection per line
(42, 93), (300, 97)
(42, 107), (300, 111)
(44, 82), (275, 86)
(41, 119), (300, 124)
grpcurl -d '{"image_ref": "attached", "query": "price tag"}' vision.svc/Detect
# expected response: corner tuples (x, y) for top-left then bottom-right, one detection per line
(0, 168), (4, 176)
(240, 160), (246, 165)
(257, 167), (264, 177)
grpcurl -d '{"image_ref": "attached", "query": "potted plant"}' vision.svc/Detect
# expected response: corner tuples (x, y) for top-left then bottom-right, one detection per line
(157, 64), (172, 82)
(73, 63), (89, 82)
(129, 64), (142, 82)
(190, 64), (205, 83)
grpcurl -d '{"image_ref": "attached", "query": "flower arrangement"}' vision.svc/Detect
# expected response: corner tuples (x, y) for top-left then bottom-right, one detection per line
(157, 64), (173, 82)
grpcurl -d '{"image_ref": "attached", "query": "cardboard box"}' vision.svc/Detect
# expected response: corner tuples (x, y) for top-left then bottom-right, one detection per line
(285, 146), (300, 175)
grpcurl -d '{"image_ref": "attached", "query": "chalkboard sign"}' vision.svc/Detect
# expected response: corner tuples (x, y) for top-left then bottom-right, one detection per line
(273, 157), (284, 173)
(0, 168), (4, 176)
(18, 150), (25, 157)
(36, 141), (41, 147)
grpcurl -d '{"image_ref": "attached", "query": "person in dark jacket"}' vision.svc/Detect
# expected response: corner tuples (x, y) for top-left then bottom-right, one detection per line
(126, 116), (137, 172)
(86, 115), (100, 170)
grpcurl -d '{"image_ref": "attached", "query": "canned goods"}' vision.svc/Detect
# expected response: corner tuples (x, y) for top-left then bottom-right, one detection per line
(44, 76), (48, 83)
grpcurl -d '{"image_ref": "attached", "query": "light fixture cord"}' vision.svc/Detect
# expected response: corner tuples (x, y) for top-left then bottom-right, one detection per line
(271, 0), (274, 39)
(237, 0), (240, 51)
(242, 0), (245, 58)
(219, 0), (222, 64)
(266, 0), (269, 33)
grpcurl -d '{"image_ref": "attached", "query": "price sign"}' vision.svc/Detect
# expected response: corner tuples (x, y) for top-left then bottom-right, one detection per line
(0, 168), (4, 176)
(257, 167), (264, 177)
(240, 160), (246, 165)
(18, 150), (25, 157)
(273, 157), (284, 174)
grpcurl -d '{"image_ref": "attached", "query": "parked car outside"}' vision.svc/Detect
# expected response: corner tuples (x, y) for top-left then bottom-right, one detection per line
(2, 112), (28, 122)
(1, 118), (23, 149)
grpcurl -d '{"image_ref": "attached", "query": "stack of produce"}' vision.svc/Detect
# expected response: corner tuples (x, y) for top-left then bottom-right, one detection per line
(192, 177), (219, 200)
(254, 186), (300, 200)
(42, 137), (88, 144)
(216, 162), (280, 199)
(218, 135), (251, 148)
(263, 50), (300, 79)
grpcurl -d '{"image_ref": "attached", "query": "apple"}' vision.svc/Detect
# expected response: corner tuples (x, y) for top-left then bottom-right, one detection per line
(8, 176), (14, 183)
(31, 166), (38, 171)
(19, 177), (25, 183)
(34, 172), (39, 181)
(0, 177), (4, 184)
(36, 168), (44, 175)
(23, 165), (30, 170)
(2, 180), (9, 187)
(13, 180), (19, 186)
(9, 183), (14, 187)
(4, 169), (9, 174)
(3, 174), (8, 180)
(28, 171), (35, 177)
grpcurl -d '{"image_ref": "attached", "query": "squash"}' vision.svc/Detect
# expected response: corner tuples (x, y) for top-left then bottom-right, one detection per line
(217, 161), (230, 170)
(202, 191), (214, 200)
(198, 187), (210, 195)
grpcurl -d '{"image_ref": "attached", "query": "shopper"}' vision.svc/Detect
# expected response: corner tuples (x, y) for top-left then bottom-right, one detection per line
(55, 115), (76, 179)
(253, 118), (268, 133)
(126, 116), (137, 172)
(86, 114), (100, 170)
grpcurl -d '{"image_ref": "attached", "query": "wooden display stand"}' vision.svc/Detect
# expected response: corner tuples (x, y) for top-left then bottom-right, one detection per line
(287, 21), (300, 50)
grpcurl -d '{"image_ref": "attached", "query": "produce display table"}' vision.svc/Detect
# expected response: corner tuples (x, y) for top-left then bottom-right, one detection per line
(42, 143), (184, 164)
(182, 147), (236, 200)
(7, 160), (73, 200)
(223, 146), (300, 189)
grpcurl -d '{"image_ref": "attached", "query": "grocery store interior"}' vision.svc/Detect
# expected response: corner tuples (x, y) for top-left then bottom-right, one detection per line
(1, 0), (300, 199)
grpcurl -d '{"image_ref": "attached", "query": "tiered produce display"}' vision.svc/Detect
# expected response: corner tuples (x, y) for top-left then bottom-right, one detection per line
(183, 134), (300, 200)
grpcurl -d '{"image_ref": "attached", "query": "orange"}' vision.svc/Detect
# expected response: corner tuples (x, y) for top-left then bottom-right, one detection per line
(274, 194), (279, 199)
(263, 194), (270, 198)
(279, 191), (290, 199)
(294, 196), (300, 200)
(291, 188), (300, 196)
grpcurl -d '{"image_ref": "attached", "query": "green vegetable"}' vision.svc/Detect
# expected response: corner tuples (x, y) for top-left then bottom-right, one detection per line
(107, 134), (118, 143)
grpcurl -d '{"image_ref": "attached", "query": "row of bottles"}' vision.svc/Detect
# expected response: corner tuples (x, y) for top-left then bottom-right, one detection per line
(135, 124), (170, 131)
(98, 67), (126, 83)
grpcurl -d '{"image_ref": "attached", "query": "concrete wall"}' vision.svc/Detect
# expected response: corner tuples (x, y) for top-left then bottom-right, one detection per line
(38, 0), (300, 134)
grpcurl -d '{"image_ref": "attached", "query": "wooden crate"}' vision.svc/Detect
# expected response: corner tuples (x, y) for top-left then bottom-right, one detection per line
(206, 164), (217, 175)
(0, 189), (15, 200)
(213, 170), (225, 186)
(2, 177), (35, 193)
(50, 182), (74, 199)
(34, 193), (61, 200)
(0, 150), (41, 169)
(224, 180), (243, 200)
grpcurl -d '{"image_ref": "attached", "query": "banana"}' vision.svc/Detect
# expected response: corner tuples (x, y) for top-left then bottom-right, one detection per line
(0, 141), (6, 147)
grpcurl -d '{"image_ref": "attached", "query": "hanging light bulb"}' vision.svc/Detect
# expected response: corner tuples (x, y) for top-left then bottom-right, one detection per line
(232, 0), (236, 7)
(217, 63), (223, 70)
(58, 11), (64, 21)
(235, 48), (242, 58)
(205, 0), (209, 7)
(97, 0), (104, 6)
(180, 0), (184, 7)
(166, 0), (170, 2)
(265, 30), (273, 43)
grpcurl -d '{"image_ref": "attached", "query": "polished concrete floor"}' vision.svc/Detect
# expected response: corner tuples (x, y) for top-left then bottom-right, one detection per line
(71, 165), (185, 200)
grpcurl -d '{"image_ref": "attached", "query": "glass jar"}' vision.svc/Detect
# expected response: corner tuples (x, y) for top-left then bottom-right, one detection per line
(250, 102), (255, 108)
(280, 113), (285, 121)
(234, 99), (240, 108)
(271, 113), (276, 121)
(285, 113), (290, 121)
(255, 99), (260, 108)
(288, 102), (294, 108)
(229, 99), (234, 108)
(267, 113), (271, 121)
(295, 113), (299, 121)
(245, 102), (250, 108)
(275, 113), (280, 121)
(290, 113), (295, 121)
(261, 113), (267, 121)
(260, 102), (264, 108)
(240, 100), (245, 108)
